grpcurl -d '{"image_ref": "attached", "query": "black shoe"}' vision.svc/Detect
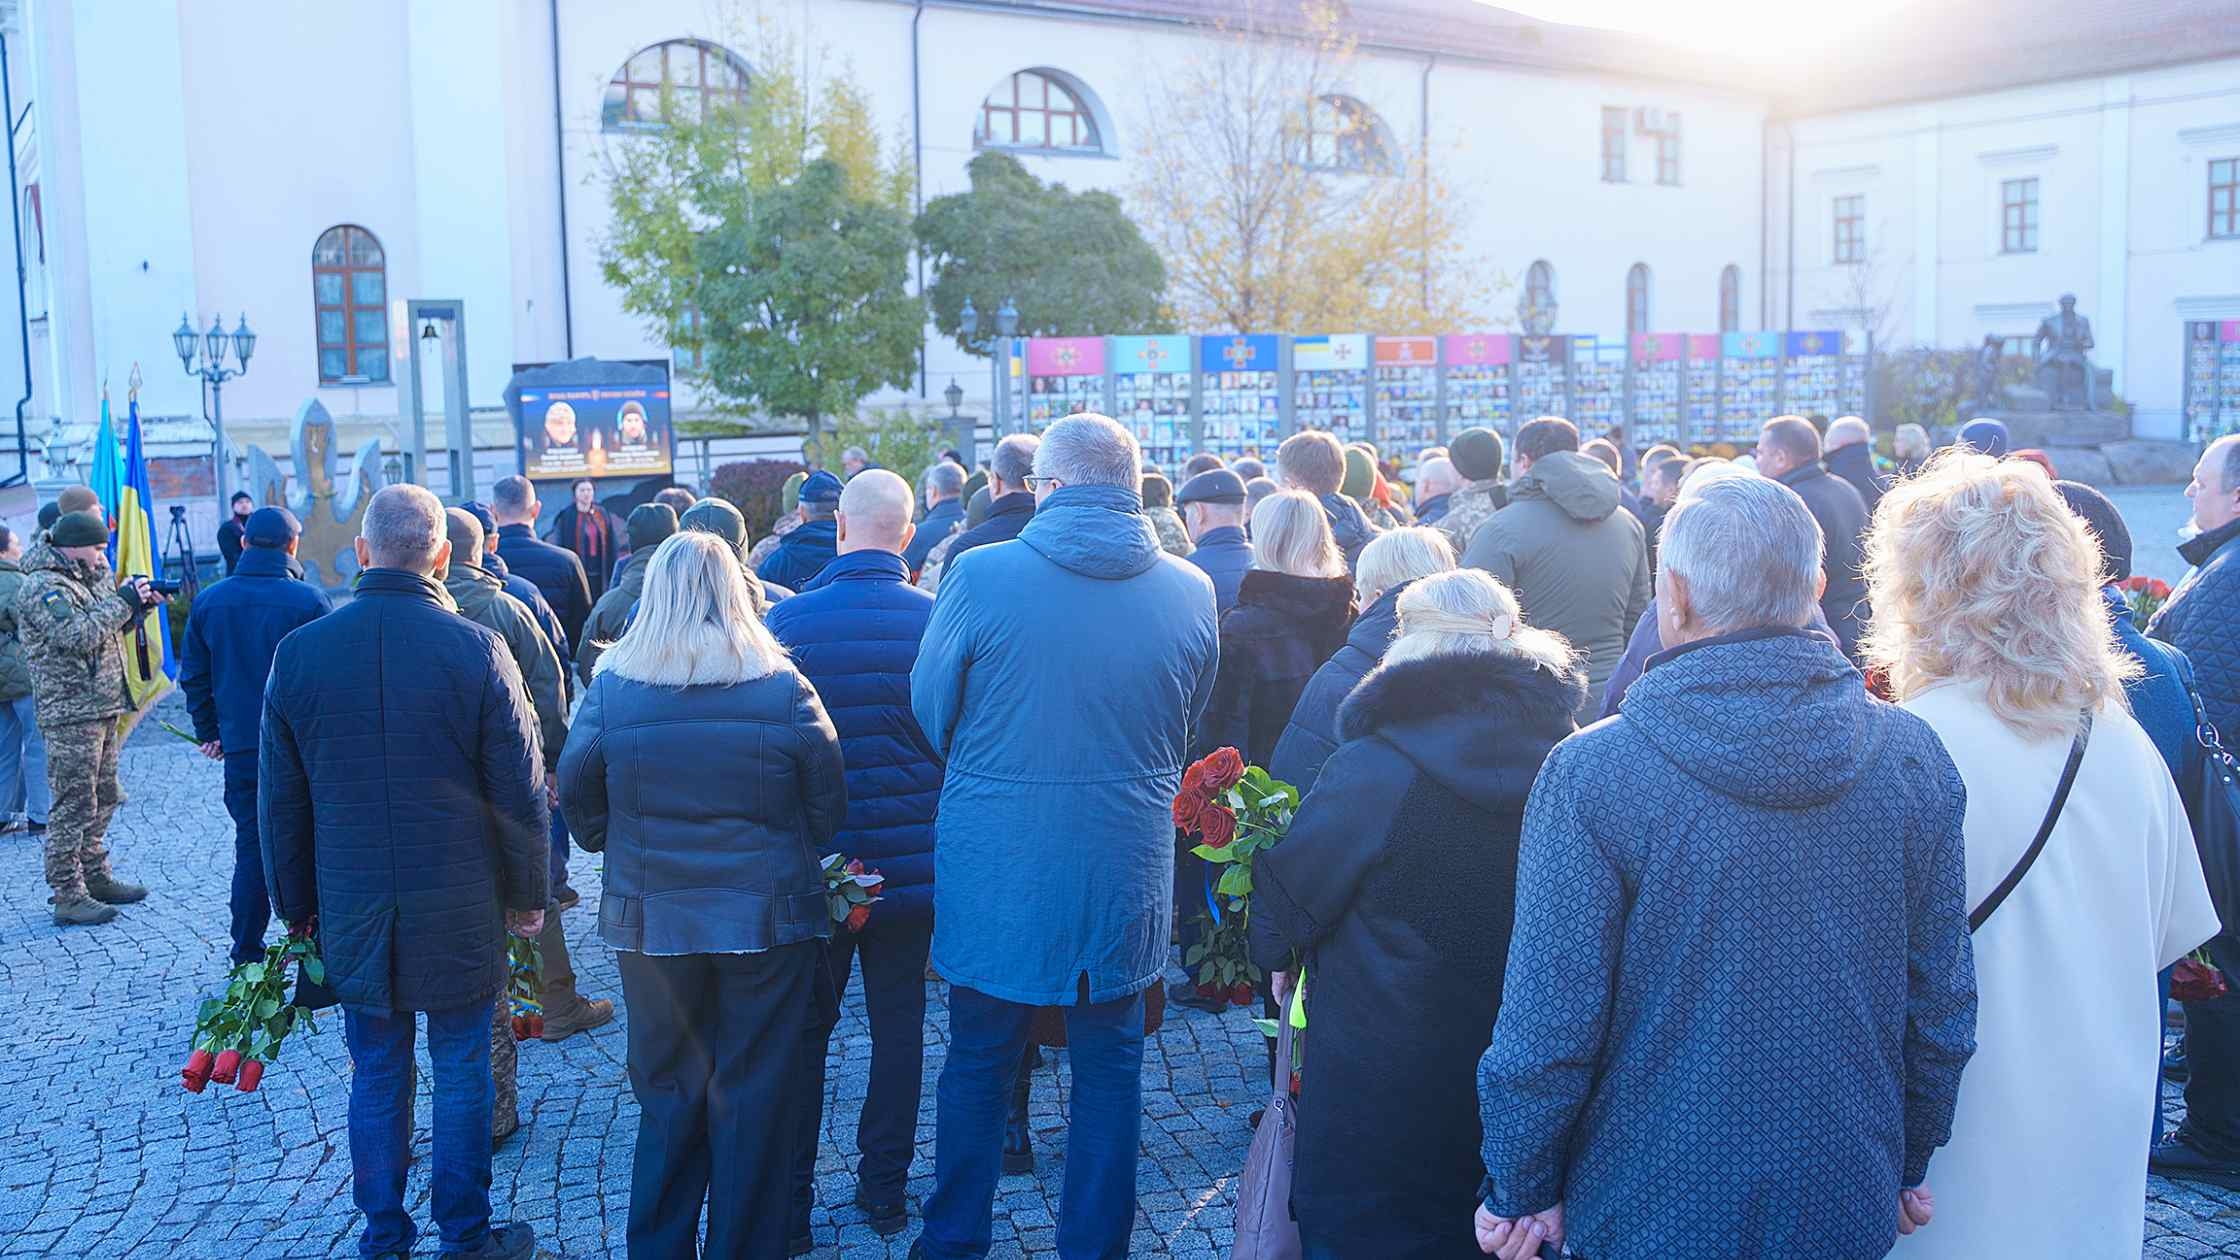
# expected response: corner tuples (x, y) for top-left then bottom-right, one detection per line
(2151, 1134), (2240, 1189)
(1168, 980), (1226, 1014)
(460, 1221), (536, 1259)
(855, 1185), (908, 1236)
(2164, 1041), (2190, 1082)
(555, 885), (581, 912)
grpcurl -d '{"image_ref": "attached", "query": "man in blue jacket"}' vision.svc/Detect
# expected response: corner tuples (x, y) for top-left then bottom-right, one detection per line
(910, 414), (1219, 1260)
(905, 460), (966, 578)
(758, 470), (843, 590)
(490, 475), (593, 648)
(918, 434), (1040, 591)
(179, 507), (331, 964)
(261, 485), (548, 1260)
(767, 469), (942, 1243)
(1177, 467), (1253, 614)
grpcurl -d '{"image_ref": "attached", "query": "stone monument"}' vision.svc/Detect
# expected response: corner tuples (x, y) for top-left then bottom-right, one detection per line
(241, 399), (387, 591)
(2032, 293), (2097, 411)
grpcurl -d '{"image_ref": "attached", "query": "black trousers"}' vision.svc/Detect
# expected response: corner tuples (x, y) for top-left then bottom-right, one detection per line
(2183, 931), (2240, 1158)
(792, 912), (935, 1226)
(618, 942), (816, 1260)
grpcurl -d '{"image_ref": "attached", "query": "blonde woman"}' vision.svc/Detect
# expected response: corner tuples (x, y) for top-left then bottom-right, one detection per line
(557, 530), (846, 1260)
(1268, 526), (1458, 794)
(1869, 451), (2218, 1258)
(1198, 490), (1356, 768)
(1247, 569), (1581, 1260)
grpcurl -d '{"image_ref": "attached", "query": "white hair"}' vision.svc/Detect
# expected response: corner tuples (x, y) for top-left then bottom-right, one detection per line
(1413, 456), (1461, 500)
(1249, 490), (1345, 579)
(991, 433), (1041, 486)
(923, 461), (966, 498)
(1034, 414), (1140, 489)
(1677, 457), (1753, 498)
(362, 484), (446, 572)
(1657, 475), (1823, 632)
(1354, 526), (1455, 604)
(1826, 416), (1871, 449)
(1894, 423), (1932, 460)
(594, 531), (787, 687)
(839, 468), (914, 547)
(1384, 568), (1578, 676)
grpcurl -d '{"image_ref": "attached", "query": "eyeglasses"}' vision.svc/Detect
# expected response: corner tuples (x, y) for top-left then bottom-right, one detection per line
(1022, 475), (1064, 492)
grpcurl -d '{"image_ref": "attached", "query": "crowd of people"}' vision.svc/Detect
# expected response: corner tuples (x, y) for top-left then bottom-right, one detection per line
(11, 405), (2240, 1260)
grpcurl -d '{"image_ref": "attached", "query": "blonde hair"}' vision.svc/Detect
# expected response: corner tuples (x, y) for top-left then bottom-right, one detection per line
(593, 531), (788, 687)
(1861, 448), (2137, 738)
(1355, 527), (1455, 604)
(1385, 568), (1578, 677)
(1250, 490), (1346, 579)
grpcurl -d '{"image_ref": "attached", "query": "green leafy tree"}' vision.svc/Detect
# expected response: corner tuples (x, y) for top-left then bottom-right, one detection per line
(599, 36), (918, 448)
(917, 151), (1170, 354)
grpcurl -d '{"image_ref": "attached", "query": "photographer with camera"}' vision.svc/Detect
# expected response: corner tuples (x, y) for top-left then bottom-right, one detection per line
(14, 509), (166, 926)
(180, 507), (331, 962)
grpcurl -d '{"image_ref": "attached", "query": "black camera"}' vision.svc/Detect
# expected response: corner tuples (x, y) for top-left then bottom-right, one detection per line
(149, 579), (183, 596)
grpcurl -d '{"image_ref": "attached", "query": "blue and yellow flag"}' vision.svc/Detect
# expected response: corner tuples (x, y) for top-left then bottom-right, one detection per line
(114, 398), (175, 707)
(89, 395), (124, 562)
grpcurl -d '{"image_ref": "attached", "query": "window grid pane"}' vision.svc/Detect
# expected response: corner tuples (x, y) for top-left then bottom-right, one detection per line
(1656, 130), (1680, 186)
(976, 70), (1099, 153)
(2213, 159), (2239, 239)
(1601, 107), (1626, 183)
(313, 224), (389, 383)
(1833, 195), (1865, 264)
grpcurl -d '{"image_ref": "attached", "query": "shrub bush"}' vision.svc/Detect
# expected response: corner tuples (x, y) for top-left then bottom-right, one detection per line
(711, 458), (807, 541)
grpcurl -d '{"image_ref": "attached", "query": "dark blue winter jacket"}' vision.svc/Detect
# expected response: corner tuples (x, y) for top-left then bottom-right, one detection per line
(259, 568), (550, 1016)
(904, 496), (965, 576)
(765, 549), (941, 921)
(943, 491), (1035, 568)
(758, 516), (840, 591)
(1413, 493), (1452, 527)
(2153, 517), (2240, 742)
(1319, 492), (1379, 570)
(1184, 524), (1253, 614)
(1266, 578), (1411, 794)
(486, 550), (570, 677)
(180, 547), (332, 753)
(496, 523), (593, 648)
(2109, 586), (2194, 782)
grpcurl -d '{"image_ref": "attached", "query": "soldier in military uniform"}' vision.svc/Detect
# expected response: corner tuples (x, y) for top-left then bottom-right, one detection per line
(15, 509), (163, 925)
(1436, 426), (1512, 557)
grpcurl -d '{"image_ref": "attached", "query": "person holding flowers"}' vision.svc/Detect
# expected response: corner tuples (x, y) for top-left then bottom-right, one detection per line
(559, 529), (846, 1260)
(1246, 568), (1580, 1260)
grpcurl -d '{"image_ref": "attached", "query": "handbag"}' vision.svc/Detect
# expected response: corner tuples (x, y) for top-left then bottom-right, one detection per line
(1969, 711), (2091, 932)
(1232, 981), (1302, 1260)
(2176, 656), (2240, 932)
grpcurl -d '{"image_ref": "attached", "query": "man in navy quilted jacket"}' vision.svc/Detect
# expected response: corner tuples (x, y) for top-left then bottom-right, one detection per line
(766, 469), (941, 1244)
(261, 484), (548, 1260)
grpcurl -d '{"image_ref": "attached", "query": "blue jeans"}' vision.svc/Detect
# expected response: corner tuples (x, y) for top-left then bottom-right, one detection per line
(920, 983), (1145, 1260)
(222, 752), (269, 965)
(343, 999), (498, 1257)
(0, 693), (47, 824)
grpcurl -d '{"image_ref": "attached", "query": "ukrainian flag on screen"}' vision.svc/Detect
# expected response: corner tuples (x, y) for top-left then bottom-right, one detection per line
(114, 399), (175, 706)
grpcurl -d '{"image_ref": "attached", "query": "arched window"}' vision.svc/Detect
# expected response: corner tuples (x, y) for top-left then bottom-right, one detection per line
(1718, 264), (1741, 333)
(312, 225), (388, 385)
(1299, 95), (1395, 174)
(1519, 260), (1557, 335)
(602, 39), (750, 131)
(1625, 263), (1651, 335)
(976, 69), (1105, 154)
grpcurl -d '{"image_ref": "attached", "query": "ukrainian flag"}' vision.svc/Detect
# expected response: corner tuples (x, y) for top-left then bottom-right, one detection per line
(89, 395), (122, 560)
(111, 398), (175, 707)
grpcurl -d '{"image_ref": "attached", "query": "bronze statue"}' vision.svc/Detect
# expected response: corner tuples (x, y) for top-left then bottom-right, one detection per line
(2032, 294), (2096, 411)
(1968, 334), (2004, 413)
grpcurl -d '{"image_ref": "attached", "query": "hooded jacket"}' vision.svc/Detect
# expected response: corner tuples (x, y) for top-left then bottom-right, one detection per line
(444, 561), (568, 771)
(15, 543), (136, 724)
(1479, 628), (1975, 1259)
(1249, 650), (1579, 1259)
(757, 514), (840, 591)
(1461, 451), (1649, 718)
(911, 483), (1219, 1005)
(1198, 569), (1354, 768)
(483, 550), (570, 678)
(1266, 578), (1412, 794)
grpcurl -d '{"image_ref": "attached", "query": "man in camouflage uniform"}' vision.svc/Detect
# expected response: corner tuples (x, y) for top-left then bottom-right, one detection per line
(15, 509), (163, 925)
(1437, 426), (1512, 557)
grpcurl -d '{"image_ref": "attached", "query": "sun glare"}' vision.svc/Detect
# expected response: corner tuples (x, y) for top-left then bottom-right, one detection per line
(1482, 0), (1918, 58)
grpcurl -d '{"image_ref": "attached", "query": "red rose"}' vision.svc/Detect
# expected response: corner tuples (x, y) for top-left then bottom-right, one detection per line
(527, 1015), (545, 1038)
(1228, 982), (1254, 1008)
(1203, 747), (1246, 793)
(1172, 789), (1203, 831)
(863, 880), (884, 899)
(212, 1049), (242, 1085)
(512, 1015), (532, 1042)
(181, 1049), (214, 1094)
(1197, 803), (1238, 849)
(846, 903), (872, 932)
(235, 1059), (265, 1093)
(1196, 982), (1222, 1000)
(1289, 1069), (1302, 1097)
(1182, 760), (1209, 796)
(2173, 957), (2229, 1003)
(846, 858), (865, 876)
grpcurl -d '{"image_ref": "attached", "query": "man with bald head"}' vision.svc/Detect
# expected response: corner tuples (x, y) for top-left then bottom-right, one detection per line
(762, 467), (942, 1241)
(1756, 414), (1870, 658)
(1822, 415), (1887, 517)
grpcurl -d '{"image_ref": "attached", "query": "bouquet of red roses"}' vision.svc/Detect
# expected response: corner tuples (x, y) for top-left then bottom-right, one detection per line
(2118, 575), (2173, 631)
(2173, 948), (2229, 1003)
(1174, 747), (1298, 1007)
(507, 936), (545, 1041)
(181, 931), (325, 1094)
(822, 853), (886, 933)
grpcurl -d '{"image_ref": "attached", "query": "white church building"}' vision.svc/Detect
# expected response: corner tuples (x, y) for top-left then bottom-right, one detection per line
(0, 0), (2234, 534)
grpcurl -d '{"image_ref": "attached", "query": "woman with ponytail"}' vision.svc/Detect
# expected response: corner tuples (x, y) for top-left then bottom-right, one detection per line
(1246, 569), (1582, 1260)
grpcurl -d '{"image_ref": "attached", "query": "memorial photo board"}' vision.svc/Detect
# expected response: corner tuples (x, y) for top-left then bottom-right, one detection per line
(1630, 333), (1684, 445)
(1024, 337), (1107, 430)
(1685, 334), (1720, 445)
(1111, 335), (1194, 470)
(1292, 335), (1370, 442)
(1571, 335), (1626, 440)
(2186, 321), (2240, 442)
(1719, 331), (1783, 441)
(1442, 333), (1514, 438)
(1196, 335), (1283, 460)
(1373, 336), (1440, 455)
(1515, 335), (1570, 422)
(1782, 330), (1848, 420)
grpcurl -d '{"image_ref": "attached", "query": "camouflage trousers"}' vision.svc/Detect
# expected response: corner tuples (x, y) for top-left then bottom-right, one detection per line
(43, 716), (122, 899)
(490, 983), (518, 1136)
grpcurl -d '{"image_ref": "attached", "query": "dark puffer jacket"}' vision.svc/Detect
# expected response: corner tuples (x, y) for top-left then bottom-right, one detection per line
(757, 516), (840, 592)
(259, 569), (550, 1015)
(496, 523), (593, 648)
(181, 547), (333, 753)
(1319, 492), (1380, 570)
(1198, 569), (1355, 768)
(764, 549), (940, 921)
(1266, 578), (1412, 793)
(2153, 517), (2240, 741)
(1773, 460), (1872, 660)
(1185, 525), (1254, 615)
(1249, 650), (1580, 1260)
(558, 659), (846, 955)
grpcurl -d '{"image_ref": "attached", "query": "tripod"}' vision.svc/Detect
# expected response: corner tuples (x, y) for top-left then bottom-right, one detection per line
(161, 505), (202, 603)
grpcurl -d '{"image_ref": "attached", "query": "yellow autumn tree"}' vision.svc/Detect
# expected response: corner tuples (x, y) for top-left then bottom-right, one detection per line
(1131, 0), (1498, 334)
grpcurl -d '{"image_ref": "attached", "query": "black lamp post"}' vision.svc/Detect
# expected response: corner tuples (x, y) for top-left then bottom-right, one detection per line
(176, 311), (254, 508)
(957, 295), (1021, 433)
(944, 377), (964, 416)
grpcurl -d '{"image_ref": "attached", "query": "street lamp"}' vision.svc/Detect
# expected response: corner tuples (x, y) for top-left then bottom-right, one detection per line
(956, 295), (1022, 434)
(176, 310), (254, 508)
(944, 377), (963, 416)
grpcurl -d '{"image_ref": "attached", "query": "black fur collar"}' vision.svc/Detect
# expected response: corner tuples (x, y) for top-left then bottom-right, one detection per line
(1339, 650), (1583, 743)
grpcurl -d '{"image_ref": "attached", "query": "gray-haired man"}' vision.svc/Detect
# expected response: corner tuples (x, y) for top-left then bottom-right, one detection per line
(917, 433), (1040, 592)
(907, 460), (968, 578)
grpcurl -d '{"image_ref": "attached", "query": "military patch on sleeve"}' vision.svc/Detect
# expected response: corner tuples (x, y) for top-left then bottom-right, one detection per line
(39, 590), (68, 616)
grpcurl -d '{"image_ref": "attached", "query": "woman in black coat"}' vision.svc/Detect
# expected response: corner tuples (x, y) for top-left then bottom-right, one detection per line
(1198, 490), (1356, 767)
(1248, 568), (1581, 1260)
(558, 531), (846, 1260)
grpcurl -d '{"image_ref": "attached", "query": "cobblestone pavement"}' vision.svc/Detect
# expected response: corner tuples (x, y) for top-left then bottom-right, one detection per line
(0, 694), (2234, 1258)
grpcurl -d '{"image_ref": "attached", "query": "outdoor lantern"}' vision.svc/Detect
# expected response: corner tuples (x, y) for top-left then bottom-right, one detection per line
(958, 296), (978, 342)
(997, 298), (1019, 339)
(945, 378), (963, 414)
(204, 315), (228, 369)
(230, 314), (256, 369)
(173, 314), (198, 371)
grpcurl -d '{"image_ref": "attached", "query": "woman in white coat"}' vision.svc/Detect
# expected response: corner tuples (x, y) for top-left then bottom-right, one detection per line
(1866, 450), (2220, 1257)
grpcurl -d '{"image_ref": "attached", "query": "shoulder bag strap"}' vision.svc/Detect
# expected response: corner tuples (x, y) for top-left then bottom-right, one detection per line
(1970, 710), (2093, 933)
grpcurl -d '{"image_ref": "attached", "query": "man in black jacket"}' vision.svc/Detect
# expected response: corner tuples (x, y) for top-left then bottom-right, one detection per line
(260, 484), (547, 1260)
(1756, 416), (1870, 660)
(179, 507), (331, 964)
(919, 433), (1039, 590)
(215, 491), (253, 576)
(1823, 416), (1888, 519)
(490, 474), (592, 647)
